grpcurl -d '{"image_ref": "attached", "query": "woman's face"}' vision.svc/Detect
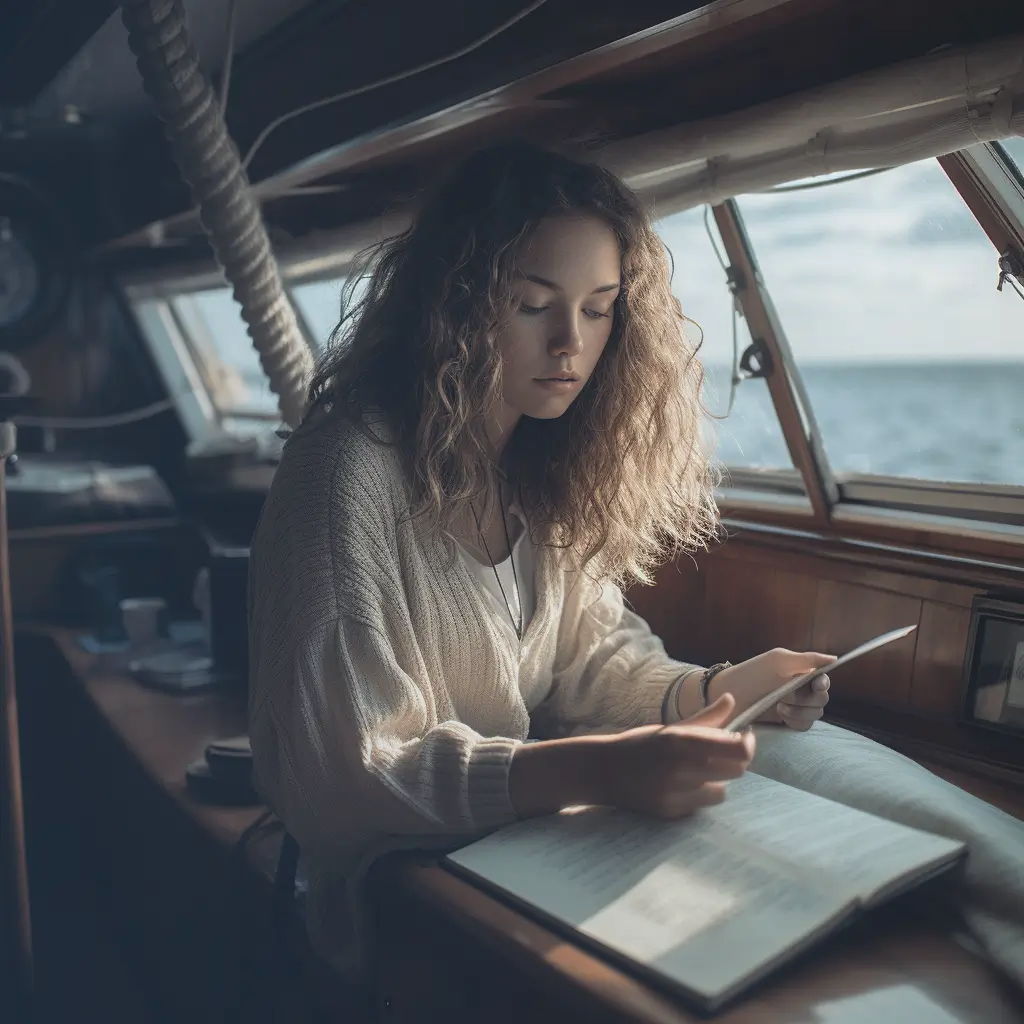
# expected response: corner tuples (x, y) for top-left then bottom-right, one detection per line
(492, 213), (621, 441)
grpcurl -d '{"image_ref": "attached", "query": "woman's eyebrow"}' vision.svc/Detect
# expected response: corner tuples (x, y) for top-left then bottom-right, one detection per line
(522, 273), (621, 294)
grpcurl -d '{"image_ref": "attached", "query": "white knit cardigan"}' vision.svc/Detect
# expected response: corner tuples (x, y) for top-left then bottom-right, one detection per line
(247, 411), (700, 973)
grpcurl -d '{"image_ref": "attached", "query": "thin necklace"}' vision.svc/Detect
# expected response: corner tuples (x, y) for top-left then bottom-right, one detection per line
(470, 486), (524, 642)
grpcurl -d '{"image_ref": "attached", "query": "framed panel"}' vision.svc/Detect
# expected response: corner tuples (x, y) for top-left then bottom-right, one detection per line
(962, 596), (1024, 736)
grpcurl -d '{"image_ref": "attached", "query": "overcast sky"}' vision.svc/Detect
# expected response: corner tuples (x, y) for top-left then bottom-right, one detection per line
(656, 153), (1024, 369)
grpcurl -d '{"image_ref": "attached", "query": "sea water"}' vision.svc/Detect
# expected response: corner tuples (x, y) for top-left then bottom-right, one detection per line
(703, 361), (1024, 487)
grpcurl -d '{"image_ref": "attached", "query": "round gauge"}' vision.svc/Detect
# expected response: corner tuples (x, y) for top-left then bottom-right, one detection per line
(0, 224), (41, 328)
(0, 175), (72, 349)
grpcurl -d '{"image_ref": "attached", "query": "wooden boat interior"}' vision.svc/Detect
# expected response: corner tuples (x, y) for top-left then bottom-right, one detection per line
(1, 1), (1023, 1021)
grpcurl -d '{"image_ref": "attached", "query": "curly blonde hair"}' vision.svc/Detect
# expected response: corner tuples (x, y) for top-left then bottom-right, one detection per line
(307, 142), (719, 587)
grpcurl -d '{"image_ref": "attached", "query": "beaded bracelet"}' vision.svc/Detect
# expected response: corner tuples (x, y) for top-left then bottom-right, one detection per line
(699, 662), (732, 707)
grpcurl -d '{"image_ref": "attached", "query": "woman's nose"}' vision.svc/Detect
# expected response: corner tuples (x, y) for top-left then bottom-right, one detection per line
(548, 311), (584, 356)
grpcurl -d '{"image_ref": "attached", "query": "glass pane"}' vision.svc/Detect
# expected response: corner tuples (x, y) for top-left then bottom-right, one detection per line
(171, 288), (279, 418)
(292, 278), (344, 350)
(737, 159), (1024, 485)
(656, 207), (796, 473)
(292, 275), (371, 351)
(998, 136), (1024, 175)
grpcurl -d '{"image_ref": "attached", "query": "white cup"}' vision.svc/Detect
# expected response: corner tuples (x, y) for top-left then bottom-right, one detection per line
(120, 597), (168, 647)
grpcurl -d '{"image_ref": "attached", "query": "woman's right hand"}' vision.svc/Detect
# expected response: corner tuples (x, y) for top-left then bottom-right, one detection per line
(509, 694), (753, 819)
(595, 694), (754, 819)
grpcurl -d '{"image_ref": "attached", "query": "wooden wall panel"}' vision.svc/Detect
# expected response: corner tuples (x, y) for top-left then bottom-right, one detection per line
(626, 558), (706, 664)
(758, 569), (819, 653)
(631, 527), (1024, 778)
(809, 581), (921, 707)
(910, 603), (972, 718)
(703, 559), (772, 665)
(704, 562), (820, 666)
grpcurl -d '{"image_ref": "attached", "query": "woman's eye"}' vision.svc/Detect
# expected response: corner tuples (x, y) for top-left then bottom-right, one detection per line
(584, 308), (612, 320)
(518, 302), (547, 315)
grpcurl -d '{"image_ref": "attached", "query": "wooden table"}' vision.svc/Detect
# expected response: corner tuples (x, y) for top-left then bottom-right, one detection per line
(33, 627), (1024, 1023)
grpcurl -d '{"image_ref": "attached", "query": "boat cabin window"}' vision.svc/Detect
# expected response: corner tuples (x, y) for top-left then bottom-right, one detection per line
(649, 140), (1024, 527)
(172, 288), (281, 421)
(657, 209), (800, 484)
(735, 154), (1024, 487)
(124, 260), (364, 446)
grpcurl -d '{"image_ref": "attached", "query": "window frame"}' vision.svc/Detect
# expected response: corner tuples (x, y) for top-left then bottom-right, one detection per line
(120, 243), (359, 447)
(705, 141), (1024, 555)
(711, 199), (838, 524)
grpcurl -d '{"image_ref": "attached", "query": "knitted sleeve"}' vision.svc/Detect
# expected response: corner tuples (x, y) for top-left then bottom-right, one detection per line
(536, 572), (702, 732)
(249, 614), (519, 862)
(248, 422), (520, 862)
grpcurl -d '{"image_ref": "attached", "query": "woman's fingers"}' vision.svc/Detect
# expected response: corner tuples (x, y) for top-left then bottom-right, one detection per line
(802, 652), (836, 669)
(778, 702), (823, 720)
(687, 782), (728, 811)
(689, 754), (751, 782)
(660, 725), (751, 759)
(777, 650), (835, 676)
(661, 782), (728, 819)
(785, 677), (830, 708)
(777, 702), (824, 730)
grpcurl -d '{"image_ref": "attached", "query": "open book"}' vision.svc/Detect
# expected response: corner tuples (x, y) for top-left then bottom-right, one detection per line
(445, 772), (966, 1012)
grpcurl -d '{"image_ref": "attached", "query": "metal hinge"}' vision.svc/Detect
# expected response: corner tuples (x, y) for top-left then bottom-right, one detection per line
(738, 338), (774, 379)
(997, 247), (1024, 298)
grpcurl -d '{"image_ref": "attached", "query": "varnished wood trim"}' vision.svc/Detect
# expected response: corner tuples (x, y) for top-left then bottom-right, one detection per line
(719, 501), (1024, 565)
(716, 517), (1024, 595)
(712, 201), (837, 524)
(707, 536), (978, 607)
(395, 861), (700, 1024)
(938, 151), (1022, 257)
(829, 505), (1024, 563)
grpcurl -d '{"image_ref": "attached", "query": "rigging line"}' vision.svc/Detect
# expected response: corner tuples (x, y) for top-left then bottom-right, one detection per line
(757, 166), (895, 194)
(702, 203), (741, 419)
(702, 203), (729, 272)
(219, 0), (240, 113)
(13, 398), (176, 430)
(241, 0), (550, 173)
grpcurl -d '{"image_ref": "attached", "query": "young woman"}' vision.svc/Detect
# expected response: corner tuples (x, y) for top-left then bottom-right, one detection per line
(247, 143), (833, 973)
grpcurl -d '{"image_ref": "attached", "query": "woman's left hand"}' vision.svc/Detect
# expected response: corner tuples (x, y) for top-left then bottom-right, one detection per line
(710, 649), (832, 732)
(756, 672), (830, 730)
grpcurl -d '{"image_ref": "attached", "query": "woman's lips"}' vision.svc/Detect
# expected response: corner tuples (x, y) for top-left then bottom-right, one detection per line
(533, 377), (582, 393)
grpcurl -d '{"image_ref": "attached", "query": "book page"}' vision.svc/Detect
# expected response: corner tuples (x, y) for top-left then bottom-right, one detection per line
(448, 775), (856, 1004)
(750, 721), (1024, 988)
(712, 772), (964, 903)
